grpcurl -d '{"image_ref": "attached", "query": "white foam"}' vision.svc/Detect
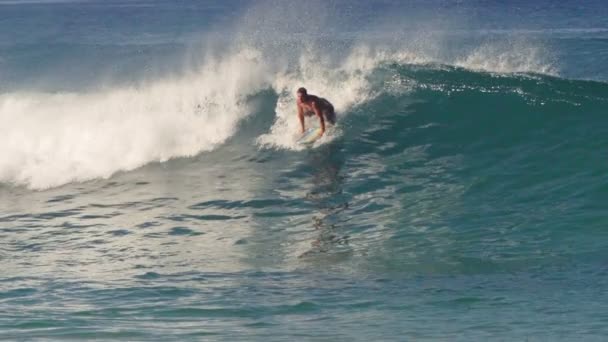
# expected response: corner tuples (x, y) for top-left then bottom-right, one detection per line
(454, 42), (558, 75)
(0, 49), (271, 189)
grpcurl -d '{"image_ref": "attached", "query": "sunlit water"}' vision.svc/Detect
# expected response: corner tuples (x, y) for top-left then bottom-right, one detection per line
(2, 0), (608, 340)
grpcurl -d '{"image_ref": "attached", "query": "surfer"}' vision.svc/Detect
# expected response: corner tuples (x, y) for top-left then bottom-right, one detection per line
(296, 87), (336, 137)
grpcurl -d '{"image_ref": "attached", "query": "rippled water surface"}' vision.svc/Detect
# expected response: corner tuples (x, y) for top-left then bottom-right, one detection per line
(2, 0), (608, 340)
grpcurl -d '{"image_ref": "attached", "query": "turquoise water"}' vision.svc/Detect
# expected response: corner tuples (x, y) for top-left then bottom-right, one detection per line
(2, 1), (608, 340)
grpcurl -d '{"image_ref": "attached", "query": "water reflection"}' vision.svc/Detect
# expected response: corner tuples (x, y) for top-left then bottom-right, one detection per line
(299, 141), (351, 258)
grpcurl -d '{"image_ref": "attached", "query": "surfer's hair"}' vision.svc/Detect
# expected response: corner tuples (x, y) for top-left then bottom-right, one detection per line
(297, 87), (307, 95)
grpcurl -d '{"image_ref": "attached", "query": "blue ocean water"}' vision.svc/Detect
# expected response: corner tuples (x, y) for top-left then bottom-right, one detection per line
(2, 0), (608, 340)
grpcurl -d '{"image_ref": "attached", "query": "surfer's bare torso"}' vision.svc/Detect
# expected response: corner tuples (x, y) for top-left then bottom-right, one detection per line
(296, 87), (335, 136)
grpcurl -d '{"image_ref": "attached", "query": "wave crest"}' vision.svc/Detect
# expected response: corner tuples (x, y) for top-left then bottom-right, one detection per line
(1, 38), (564, 189)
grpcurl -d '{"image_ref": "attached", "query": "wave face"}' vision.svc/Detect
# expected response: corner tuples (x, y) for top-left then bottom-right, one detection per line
(4, 0), (602, 189)
(0, 41), (569, 189)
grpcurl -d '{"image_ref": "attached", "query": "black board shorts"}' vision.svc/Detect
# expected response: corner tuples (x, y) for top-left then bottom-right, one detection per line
(322, 104), (336, 125)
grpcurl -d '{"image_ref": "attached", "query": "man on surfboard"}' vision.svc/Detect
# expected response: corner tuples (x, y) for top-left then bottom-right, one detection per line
(296, 87), (336, 137)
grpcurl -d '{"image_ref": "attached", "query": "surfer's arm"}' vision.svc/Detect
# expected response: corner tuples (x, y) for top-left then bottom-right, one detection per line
(297, 104), (305, 133)
(313, 101), (325, 136)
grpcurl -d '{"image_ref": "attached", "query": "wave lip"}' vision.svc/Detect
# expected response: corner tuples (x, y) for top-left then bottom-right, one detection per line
(454, 43), (558, 75)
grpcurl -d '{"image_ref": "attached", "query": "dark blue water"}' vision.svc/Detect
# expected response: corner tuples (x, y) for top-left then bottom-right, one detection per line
(2, 1), (608, 340)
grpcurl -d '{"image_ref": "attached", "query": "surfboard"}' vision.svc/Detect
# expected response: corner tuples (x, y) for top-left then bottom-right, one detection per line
(296, 127), (322, 145)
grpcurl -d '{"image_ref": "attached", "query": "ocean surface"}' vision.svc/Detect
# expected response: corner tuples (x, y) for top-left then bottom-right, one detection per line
(2, 0), (608, 340)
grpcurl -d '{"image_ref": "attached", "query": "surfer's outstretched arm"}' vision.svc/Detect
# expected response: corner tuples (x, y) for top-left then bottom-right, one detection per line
(313, 101), (325, 136)
(297, 103), (305, 133)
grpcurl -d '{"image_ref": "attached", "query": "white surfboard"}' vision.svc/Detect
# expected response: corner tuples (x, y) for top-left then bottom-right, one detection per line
(296, 127), (322, 145)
